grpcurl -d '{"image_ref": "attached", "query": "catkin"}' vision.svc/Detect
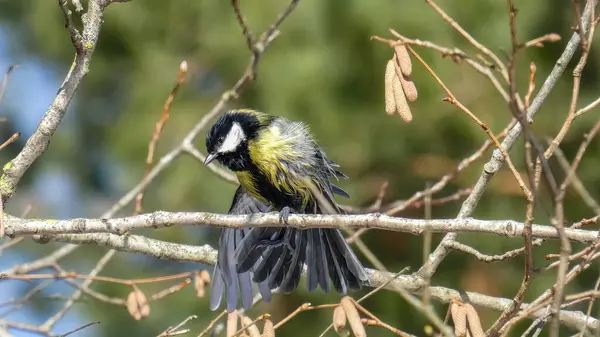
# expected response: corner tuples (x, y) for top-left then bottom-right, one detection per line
(394, 43), (412, 76)
(464, 304), (484, 337)
(242, 316), (261, 337)
(392, 75), (412, 123)
(333, 305), (348, 335)
(227, 312), (239, 337)
(194, 272), (206, 298)
(400, 74), (418, 102)
(450, 302), (467, 337)
(261, 319), (275, 337)
(340, 297), (366, 337)
(384, 59), (397, 115)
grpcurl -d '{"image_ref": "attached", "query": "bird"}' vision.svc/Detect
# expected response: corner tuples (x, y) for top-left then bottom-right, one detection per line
(209, 185), (273, 312)
(204, 108), (370, 296)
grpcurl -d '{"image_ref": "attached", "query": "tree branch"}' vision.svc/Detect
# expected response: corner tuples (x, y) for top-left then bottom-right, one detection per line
(2, 212), (599, 243)
(2, 230), (594, 333)
(417, 0), (599, 280)
(0, 0), (128, 202)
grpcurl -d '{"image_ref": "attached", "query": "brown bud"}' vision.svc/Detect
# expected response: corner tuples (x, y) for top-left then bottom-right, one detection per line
(261, 319), (275, 337)
(547, 33), (561, 42)
(227, 311), (239, 337)
(400, 74), (418, 102)
(450, 301), (467, 337)
(180, 60), (188, 72)
(126, 287), (150, 320)
(394, 43), (412, 76)
(384, 59), (397, 115)
(392, 75), (412, 123)
(340, 297), (366, 337)
(242, 316), (261, 337)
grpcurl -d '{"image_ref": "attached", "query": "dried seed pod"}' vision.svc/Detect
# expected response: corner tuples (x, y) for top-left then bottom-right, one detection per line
(384, 59), (397, 115)
(464, 303), (484, 337)
(340, 297), (366, 337)
(392, 75), (412, 123)
(400, 74), (418, 102)
(333, 305), (349, 336)
(261, 319), (275, 337)
(227, 311), (239, 337)
(126, 291), (140, 320)
(199, 270), (211, 284)
(242, 316), (261, 337)
(194, 272), (206, 298)
(450, 301), (467, 337)
(394, 43), (412, 76)
(126, 288), (150, 320)
(135, 288), (150, 318)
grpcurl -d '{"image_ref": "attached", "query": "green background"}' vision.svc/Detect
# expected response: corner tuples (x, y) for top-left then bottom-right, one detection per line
(0, 0), (599, 336)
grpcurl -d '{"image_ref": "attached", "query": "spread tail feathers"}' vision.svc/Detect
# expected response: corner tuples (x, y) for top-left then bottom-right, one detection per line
(210, 187), (273, 312)
(234, 176), (369, 296)
(235, 227), (369, 294)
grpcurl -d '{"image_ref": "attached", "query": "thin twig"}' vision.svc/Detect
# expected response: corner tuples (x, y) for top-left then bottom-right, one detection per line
(40, 250), (116, 331)
(552, 144), (600, 214)
(4, 271), (194, 286)
(0, 0), (121, 202)
(549, 6), (596, 334)
(0, 65), (18, 105)
(157, 315), (197, 337)
(417, 0), (598, 285)
(231, 0), (254, 51)
(197, 310), (226, 337)
(523, 33), (562, 48)
(58, 321), (100, 337)
(395, 41), (532, 201)
(575, 95), (600, 117)
(135, 60), (188, 214)
(230, 314), (270, 337)
(423, 0), (509, 81)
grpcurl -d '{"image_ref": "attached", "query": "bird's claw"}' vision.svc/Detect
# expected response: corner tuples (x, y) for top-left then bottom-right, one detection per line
(278, 206), (294, 225)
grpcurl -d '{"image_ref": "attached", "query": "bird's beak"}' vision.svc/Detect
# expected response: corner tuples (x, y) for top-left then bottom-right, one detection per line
(204, 152), (218, 166)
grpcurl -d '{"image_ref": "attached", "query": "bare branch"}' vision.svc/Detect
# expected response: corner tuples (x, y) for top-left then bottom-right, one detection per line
(0, 0), (127, 202)
(418, 0), (599, 282)
(3, 212), (599, 243)
(135, 61), (188, 214)
(58, 321), (100, 337)
(4, 231), (597, 333)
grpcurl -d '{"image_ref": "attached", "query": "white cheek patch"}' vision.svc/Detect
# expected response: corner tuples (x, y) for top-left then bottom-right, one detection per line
(218, 122), (246, 153)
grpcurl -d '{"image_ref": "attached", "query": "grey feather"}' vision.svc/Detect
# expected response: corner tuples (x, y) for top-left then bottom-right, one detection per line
(209, 186), (273, 312)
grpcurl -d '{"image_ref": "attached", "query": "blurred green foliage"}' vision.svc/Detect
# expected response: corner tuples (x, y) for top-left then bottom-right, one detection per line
(1, 0), (599, 336)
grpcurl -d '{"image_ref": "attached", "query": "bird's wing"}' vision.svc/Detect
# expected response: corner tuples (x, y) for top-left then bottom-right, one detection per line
(209, 186), (272, 312)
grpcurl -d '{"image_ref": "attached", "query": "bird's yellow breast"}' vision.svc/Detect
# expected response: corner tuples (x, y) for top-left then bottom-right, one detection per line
(236, 124), (313, 208)
(235, 171), (268, 204)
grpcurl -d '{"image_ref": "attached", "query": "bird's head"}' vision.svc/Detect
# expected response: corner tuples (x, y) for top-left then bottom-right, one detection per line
(205, 109), (268, 171)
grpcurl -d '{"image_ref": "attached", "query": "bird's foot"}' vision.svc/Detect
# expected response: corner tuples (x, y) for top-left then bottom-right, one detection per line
(278, 206), (295, 225)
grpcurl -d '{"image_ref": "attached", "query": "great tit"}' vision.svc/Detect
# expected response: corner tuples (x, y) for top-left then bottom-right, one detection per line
(210, 186), (272, 312)
(205, 109), (370, 295)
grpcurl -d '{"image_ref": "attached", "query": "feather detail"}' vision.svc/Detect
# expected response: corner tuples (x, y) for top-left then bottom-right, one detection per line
(209, 187), (273, 312)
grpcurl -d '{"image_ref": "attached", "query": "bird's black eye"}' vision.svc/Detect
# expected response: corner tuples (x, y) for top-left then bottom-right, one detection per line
(218, 136), (225, 142)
